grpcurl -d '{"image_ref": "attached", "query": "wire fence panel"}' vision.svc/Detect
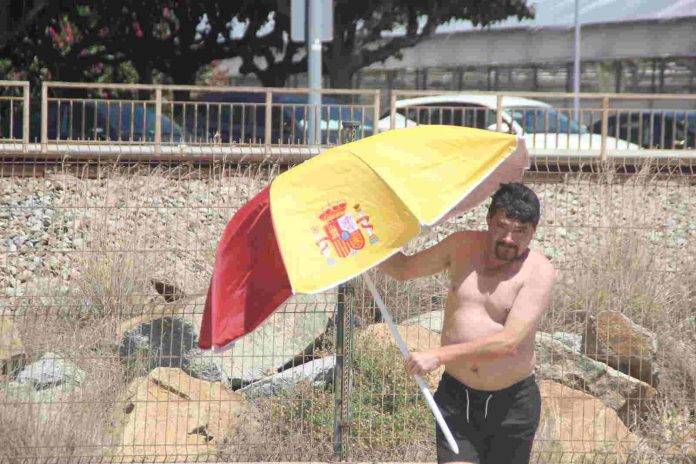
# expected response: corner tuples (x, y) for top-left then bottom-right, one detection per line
(0, 159), (343, 463)
(342, 157), (694, 464)
(0, 83), (694, 463)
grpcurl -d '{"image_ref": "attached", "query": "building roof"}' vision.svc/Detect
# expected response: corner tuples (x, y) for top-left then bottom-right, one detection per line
(384, 0), (696, 37)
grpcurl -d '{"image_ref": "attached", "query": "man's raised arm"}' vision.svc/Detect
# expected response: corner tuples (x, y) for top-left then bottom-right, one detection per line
(378, 231), (464, 282)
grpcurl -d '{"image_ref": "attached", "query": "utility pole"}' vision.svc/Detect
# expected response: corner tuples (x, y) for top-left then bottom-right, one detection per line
(307, 0), (322, 145)
(573, 0), (581, 122)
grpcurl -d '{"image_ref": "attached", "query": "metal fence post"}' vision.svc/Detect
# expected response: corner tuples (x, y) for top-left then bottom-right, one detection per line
(155, 86), (162, 155)
(601, 96), (609, 161)
(22, 82), (30, 149)
(264, 90), (273, 148)
(41, 82), (48, 153)
(496, 94), (503, 132)
(389, 93), (397, 130)
(372, 91), (381, 136)
(333, 283), (352, 460)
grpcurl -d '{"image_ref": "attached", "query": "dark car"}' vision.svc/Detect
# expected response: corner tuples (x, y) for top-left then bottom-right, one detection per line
(590, 111), (696, 149)
(48, 100), (189, 143)
(186, 92), (374, 145)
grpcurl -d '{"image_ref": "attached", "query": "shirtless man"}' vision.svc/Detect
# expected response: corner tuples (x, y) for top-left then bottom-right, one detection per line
(379, 183), (556, 464)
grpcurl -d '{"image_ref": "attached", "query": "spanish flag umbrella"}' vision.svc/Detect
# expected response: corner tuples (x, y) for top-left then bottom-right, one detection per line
(199, 125), (529, 454)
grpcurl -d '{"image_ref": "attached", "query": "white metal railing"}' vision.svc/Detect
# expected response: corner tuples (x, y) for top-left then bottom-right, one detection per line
(0, 80), (30, 146)
(1, 82), (696, 162)
(39, 82), (380, 152)
(388, 90), (696, 160)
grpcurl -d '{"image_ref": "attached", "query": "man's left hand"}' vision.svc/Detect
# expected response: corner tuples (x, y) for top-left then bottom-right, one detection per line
(404, 350), (442, 376)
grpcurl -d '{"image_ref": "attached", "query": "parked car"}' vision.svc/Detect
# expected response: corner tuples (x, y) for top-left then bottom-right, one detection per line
(187, 92), (374, 144)
(378, 94), (640, 150)
(46, 100), (189, 142)
(589, 111), (696, 149)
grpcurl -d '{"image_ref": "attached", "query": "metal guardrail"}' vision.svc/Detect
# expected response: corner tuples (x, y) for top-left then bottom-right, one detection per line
(0, 81), (30, 146)
(388, 90), (696, 160)
(39, 82), (380, 151)
(2, 81), (696, 162)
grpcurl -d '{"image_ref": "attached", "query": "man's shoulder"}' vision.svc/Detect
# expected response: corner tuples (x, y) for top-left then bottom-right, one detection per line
(446, 230), (485, 251)
(523, 249), (557, 282)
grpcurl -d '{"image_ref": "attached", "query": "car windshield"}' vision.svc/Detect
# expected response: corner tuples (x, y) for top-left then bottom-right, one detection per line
(508, 107), (587, 134)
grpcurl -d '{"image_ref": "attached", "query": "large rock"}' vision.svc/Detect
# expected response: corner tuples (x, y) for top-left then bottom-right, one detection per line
(186, 291), (336, 388)
(584, 311), (659, 386)
(111, 367), (257, 462)
(0, 316), (26, 376)
(240, 355), (336, 399)
(536, 332), (656, 423)
(356, 323), (443, 389)
(16, 352), (85, 389)
(534, 380), (638, 462)
(118, 316), (197, 377)
(403, 310), (444, 334)
(3, 352), (84, 422)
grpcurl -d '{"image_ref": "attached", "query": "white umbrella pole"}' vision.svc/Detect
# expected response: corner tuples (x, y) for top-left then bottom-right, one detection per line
(363, 273), (459, 455)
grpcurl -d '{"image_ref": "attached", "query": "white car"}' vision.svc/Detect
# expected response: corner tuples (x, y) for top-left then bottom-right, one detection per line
(378, 94), (640, 151)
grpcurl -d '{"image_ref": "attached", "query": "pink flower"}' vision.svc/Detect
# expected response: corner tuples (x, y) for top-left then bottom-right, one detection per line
(48, 26), (59, 42)
(64, 23), (74, 44)
(133, 21), (144, 38)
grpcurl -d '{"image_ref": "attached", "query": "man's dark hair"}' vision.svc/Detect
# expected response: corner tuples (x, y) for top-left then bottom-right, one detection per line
(487, 182), (540, 226)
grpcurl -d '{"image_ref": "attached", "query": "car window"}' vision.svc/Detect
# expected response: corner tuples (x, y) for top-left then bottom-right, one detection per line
(399, 103), (495, 129)
(508, 107), (586, 134)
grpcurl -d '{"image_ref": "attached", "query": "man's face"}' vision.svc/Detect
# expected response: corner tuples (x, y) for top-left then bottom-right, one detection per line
(486, 210), (536, 262)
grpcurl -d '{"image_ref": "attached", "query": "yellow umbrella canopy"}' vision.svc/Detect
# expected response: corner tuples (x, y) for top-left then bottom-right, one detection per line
(269, 125), (527, 294)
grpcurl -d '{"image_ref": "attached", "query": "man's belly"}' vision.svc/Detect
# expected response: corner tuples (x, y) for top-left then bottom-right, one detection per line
(440, 306), (536, 391)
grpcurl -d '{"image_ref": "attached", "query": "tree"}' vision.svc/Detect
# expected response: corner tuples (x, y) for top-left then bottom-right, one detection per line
(1, 1), (534, 89)
(252, 0), (535, 88)
(1, 1), (286, 86)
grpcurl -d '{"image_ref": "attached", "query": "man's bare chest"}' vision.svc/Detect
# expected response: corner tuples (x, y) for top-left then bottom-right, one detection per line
(449, 267), (523, 324)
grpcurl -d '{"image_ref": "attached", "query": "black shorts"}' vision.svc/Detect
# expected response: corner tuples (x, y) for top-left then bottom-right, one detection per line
(434, 372), (541, 464)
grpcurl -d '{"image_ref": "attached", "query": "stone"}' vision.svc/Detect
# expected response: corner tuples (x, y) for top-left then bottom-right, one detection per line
(536, 332), (656, 424)
(118, 316), (197, 377)
(16, 352), (85, 389)
(550, 332), (583, 353)
(533, 380), (638, 462)
(403, 310), (444, 334)
(187, 291), (336, 388)
(584, 310), (659, 386)
(111, 367), (257, 462)
(0, 317), (26, 375)
(150, 279), (186, 303)
(240, 355), (336, 399)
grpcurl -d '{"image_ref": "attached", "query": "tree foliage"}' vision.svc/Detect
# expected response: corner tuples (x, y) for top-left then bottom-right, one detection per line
(0, 1), (533, 88)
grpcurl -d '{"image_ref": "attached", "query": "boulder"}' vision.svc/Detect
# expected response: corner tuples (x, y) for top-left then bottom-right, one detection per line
(186, 291), (336, 388)
(584, 311), (659, 386)
(118, 316), (197, 377)
(536, 332), (656, 424)
(534, 380), (638, 462)
(0, 316), (26, 376)
(550, 332), (582, 353)
(111, 367), (257, 462)
(16, 352), (85, 389)
(240, 355), (336, 399)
